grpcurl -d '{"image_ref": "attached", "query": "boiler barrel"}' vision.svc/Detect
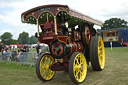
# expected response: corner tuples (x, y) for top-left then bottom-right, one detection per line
(69, 41), (83, 55)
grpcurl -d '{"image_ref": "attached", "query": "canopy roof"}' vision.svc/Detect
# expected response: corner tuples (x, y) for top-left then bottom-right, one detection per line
(21, 4), (103, 26)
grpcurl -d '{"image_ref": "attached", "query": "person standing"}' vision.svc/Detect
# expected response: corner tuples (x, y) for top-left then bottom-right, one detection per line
(15, 49), (21, 62)
(20, 45), (28, 62)
(25, 44), (29, 58)
(0, 43), (4, 53)
(25, 44), (29, 52)
(36, 42), (41, 56)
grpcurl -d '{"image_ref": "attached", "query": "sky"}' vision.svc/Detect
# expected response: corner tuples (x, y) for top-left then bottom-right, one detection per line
(0, 0), (128, 39)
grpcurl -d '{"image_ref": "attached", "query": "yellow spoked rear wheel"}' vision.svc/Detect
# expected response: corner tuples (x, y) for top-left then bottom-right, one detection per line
(98, 37), (105, 69)
(69, 52), (87, 84)
(90, 36), (105, 71)
(36, 53), (55, 81)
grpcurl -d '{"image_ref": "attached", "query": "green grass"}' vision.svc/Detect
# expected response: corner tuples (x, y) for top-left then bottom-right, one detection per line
(0, 47), (128, 85)
(84, 47), (128, 85)
(0, 62), (36, 85)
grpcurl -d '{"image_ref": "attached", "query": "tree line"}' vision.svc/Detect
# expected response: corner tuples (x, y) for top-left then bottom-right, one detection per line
(101, 18), (128, 30)
(0, 31), (39, 45)
(96, 18), (128, 33)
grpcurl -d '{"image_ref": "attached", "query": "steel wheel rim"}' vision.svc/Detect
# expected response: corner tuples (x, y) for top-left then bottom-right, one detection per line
(73, 53), (87, 82)
(40, 54), (55, 80)
(98, 37), (105, 69)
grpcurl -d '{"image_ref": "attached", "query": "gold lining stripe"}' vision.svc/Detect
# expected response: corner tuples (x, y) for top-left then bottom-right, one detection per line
(38, 11), (54, 19)
(55, 8), (69, 16)
(25, 15), (37, 21)
(57, 36), (70, 45)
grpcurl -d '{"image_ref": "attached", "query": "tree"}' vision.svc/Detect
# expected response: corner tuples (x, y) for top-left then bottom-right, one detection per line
(12, 39), (18, 44)
(1, 32), (13, 45)
(0, 36), (1, 43)
(18, 31), (29, 44)
(102, 18), (128, 30)
(28, 35), (39, 44)
(96, 29), (101, 35)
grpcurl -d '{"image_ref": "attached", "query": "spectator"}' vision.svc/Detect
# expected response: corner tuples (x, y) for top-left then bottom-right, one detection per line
(21, 44), (29, 52)
(39, 49), (42, 56)
(0, 43), (4, 53)
(9, 46), (12, 51)
(20, 45), (29, 62)
(25, 44), (29, 52)
(25, 44), (29, 58)
(10, 50), (17, 61)
(36, 42), (41, 56)
(20, 45), (25, 52)
(13, 46), (15, 50)
(1, 49), (10, 60)
(1, 49), (7, 60)
(16, 49), (22, 62)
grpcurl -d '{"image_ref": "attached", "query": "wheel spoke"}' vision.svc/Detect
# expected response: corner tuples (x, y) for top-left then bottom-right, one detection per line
(99, 58), (102, 64)
(76, 58), (79, 65)
(79, 57), (83, 65)
(42, 69), (52, 79)
(99, 51), (104, 67)
(40, 57), (45, 65)
(98, 45), (102, 50)
(41, 61), (44, 65)
(75, 70), (80, 80)
(44, 71), (47, 78)
(47, 58), (50, 65)
(79, 71), (83, 80)
(49, 58), (53, 64)
(40, 67), (45, 71)
(48, 69), (51, 75)
(45, 57), (48, 64)
(41, 70), (46, 77)
(49, 59), (52, 65)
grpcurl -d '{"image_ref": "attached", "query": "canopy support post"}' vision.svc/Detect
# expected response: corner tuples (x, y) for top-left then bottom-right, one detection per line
(54, 16), (58, 35)
(36, 19), (39, 37)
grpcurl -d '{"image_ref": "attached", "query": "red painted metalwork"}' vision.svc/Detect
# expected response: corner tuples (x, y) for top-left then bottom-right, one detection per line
(50, 62), (69, 71)
(57, 36), (69, 45)
(70, 41), (83, 54)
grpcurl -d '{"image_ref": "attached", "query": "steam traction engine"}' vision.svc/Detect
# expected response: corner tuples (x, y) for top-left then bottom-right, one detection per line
(21, 4), (105, 84)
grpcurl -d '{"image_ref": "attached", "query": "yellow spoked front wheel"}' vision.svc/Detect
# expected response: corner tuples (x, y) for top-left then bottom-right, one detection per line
(90, 36), (105, 71)
(69, 52), (87, 84)
(36, 53), (55, 81)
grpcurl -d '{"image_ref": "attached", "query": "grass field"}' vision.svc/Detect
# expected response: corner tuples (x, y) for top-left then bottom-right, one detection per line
(0, 47), (128, 85)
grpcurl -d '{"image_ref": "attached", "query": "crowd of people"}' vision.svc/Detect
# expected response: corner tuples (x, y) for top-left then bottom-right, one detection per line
(0, 43), (30, 62)
(0, 42), (45, 62)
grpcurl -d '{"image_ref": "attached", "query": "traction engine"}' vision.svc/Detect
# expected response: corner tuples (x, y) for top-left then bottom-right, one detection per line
(21, 4), (105, 84)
